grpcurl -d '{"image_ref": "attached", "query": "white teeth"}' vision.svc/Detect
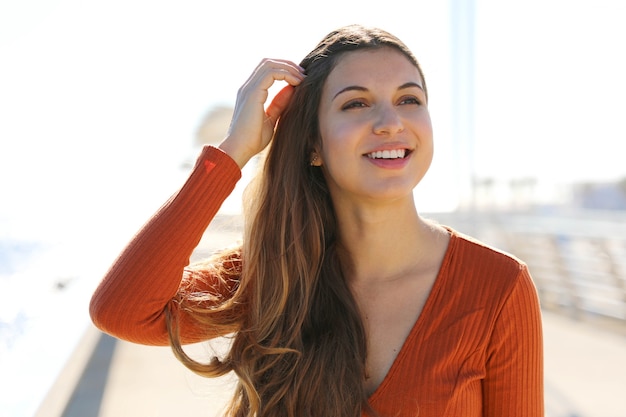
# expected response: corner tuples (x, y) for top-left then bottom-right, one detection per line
(367, 149), (407, 159)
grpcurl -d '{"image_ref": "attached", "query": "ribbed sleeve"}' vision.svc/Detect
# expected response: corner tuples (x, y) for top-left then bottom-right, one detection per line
(483, 265), (544, 416)
(89, 146), (242, 345)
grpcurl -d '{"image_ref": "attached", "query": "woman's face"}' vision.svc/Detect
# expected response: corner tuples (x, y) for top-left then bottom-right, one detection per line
(317, 47), (434, 208)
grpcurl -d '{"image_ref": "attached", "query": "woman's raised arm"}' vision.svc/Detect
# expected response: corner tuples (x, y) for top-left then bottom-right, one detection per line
(89, 58), (303, 345)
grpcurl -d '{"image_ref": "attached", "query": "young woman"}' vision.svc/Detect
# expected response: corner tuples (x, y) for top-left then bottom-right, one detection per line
(90, 25), (543, 417)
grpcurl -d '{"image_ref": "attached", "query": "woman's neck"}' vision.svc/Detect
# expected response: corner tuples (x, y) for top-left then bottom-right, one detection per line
(333, 197), (437, 285)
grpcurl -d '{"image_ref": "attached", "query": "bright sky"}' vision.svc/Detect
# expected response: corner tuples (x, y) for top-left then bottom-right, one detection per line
(1, 0), (625, 243)
(473, 1), (626, 184)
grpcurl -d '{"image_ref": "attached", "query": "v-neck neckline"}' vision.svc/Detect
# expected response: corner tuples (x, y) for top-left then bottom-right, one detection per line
(367, 227), (457, 401)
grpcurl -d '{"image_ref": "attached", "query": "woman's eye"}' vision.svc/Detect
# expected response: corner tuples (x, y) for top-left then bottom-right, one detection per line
(399, 96), (421, 105)
(342, 100), (367, 110)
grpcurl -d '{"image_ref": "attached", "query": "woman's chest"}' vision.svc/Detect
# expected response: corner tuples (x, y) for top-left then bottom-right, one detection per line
(366, 306), (492, 417)
(357, 274), (435, 396)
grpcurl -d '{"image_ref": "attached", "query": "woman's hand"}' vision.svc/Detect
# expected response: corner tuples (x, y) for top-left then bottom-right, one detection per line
(219, 59), (306, 168)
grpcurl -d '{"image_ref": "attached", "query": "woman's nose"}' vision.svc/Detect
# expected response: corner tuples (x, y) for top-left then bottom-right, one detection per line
(372, 105), (404, 135)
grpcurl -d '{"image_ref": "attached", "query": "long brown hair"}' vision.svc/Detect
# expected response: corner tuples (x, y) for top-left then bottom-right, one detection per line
(167, 25), (428, 417)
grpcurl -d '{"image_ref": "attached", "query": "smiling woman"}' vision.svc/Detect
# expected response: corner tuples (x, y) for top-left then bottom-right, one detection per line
(89, 25), (544, 417)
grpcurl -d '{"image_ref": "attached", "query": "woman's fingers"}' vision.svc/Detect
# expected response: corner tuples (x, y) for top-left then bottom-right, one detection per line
(254, 58), (305, 87)
(240, 59), (304, 101)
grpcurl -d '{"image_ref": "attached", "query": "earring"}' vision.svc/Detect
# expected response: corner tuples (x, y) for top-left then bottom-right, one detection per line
(310, 155), (319, 166)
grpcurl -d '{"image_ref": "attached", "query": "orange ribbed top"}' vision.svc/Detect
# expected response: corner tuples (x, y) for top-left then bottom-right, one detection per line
(90, 146), (544, 416)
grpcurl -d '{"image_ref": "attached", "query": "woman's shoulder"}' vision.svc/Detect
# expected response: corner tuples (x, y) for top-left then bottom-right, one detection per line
(435, 225), (531, 297)
(427, 226), (539, 324)
(445, 226), (526, 270)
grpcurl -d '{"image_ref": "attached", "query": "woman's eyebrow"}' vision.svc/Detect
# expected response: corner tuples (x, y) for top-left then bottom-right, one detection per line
(333, 85), (368, 101)
(332, 82), (424, 101)
(399, 81), (425, 92)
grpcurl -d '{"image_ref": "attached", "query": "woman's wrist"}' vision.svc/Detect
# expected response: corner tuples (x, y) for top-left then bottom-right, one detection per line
(217, 138), (252, 169)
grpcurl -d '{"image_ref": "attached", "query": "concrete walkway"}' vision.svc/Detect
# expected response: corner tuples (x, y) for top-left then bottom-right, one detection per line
(542, 313), (626, 417)
(34, 310), (626, 417)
